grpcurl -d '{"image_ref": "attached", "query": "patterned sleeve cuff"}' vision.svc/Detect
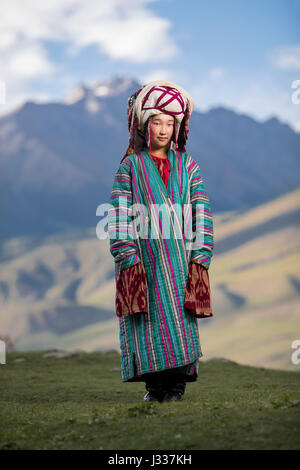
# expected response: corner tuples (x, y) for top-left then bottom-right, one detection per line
(116, 262), (148, 317)
(191, 260), (209, 270)
(184, 262), (213, 318)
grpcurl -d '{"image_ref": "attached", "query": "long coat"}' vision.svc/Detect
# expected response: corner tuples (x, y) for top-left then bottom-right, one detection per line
(108, 148), (214, 382)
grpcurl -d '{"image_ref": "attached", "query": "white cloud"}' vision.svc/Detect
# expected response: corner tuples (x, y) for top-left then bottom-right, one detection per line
(63, 3), (178, 62)
(6, 42), (56, 79)
(0, 0), (177, 62)
(0, 0), (178, 115)
(270, 45), (300, 71)
(139, 68), (177, 84)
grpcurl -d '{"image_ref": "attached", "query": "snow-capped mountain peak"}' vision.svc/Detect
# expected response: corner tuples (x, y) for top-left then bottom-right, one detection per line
(64, 76), (137, 105)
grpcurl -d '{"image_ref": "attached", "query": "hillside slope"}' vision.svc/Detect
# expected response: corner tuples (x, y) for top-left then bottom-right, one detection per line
(0, 351), (299, 450)
(0, 188), (299, 371)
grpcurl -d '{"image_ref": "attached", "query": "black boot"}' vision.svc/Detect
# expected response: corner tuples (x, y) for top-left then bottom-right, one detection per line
(163, 373), (186, 402)
(144, 373), (165, 402)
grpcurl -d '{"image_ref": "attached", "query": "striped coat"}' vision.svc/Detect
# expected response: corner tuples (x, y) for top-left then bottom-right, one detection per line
(108, 148), (214, 382)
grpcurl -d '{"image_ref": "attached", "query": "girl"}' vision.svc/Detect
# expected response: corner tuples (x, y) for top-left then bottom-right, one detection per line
(108, 80), (214, 402)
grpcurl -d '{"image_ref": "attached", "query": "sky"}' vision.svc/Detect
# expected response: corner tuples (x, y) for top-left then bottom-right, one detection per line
(0, 0), (300, 131)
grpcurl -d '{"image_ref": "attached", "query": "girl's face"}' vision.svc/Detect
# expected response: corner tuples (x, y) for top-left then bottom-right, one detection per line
(149, 113), (174, 151)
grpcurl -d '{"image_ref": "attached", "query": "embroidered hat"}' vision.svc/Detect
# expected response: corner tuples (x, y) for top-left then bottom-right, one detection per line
(123, 80), (194, 160)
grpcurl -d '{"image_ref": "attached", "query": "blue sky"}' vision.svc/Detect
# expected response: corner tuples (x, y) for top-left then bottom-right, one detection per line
(1, 0), (299, 130)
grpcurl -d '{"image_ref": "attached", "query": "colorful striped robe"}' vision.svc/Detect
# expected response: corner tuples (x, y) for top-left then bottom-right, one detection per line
(108, 148), (214, 382)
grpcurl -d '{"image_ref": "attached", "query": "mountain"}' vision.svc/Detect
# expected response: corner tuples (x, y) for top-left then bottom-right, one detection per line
(0, 188), (299, 370)
(0, 76), (140, 245)
(0, 75), (299, 245)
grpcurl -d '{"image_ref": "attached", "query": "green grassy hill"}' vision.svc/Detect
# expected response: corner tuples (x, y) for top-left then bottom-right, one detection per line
(0, 188), (299, 371)
(0, 351), (299, 450)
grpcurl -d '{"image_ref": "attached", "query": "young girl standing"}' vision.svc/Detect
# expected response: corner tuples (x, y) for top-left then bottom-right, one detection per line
(108, 80), (214, 402)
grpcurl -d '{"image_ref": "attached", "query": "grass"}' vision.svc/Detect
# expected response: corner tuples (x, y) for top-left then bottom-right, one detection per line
(0, 351), (300, 450)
